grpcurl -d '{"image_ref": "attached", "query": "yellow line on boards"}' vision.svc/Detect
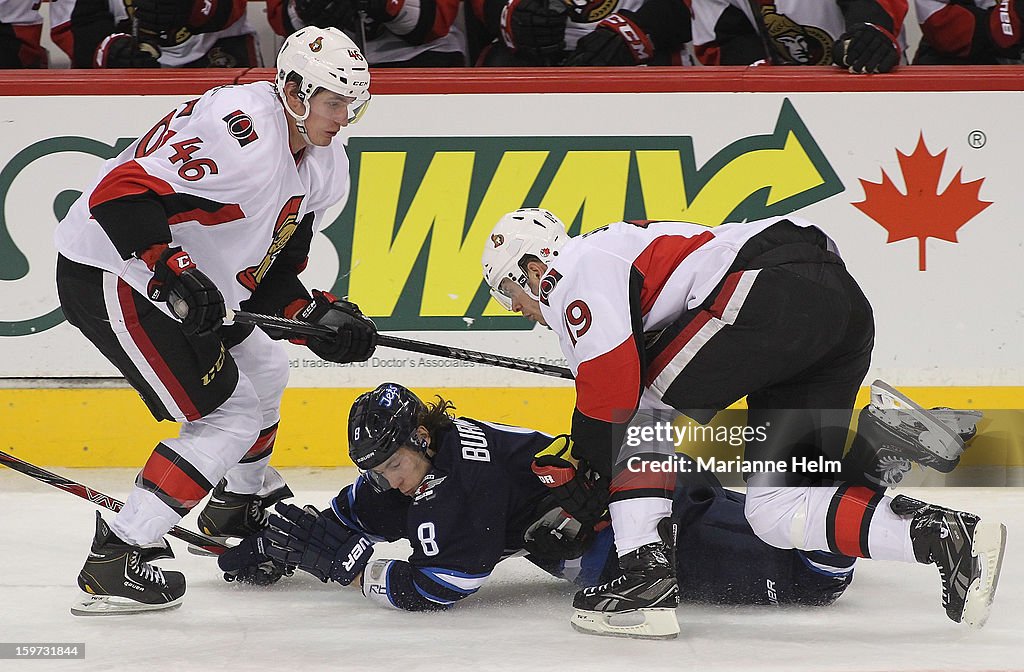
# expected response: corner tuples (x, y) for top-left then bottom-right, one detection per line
(0, 387), (1020, 468)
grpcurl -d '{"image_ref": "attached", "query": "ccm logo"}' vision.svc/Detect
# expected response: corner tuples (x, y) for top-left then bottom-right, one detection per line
(176, 254), (193, 269)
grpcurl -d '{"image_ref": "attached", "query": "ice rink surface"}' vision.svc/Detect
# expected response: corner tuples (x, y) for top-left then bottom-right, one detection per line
(1, 467), (1020, 672)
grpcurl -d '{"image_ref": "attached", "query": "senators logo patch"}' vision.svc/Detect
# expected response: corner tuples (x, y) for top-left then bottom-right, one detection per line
(223, 110), (258, 148)
(490, 233), (504, 248)
(237, 195), (304, 291)
(539, 269), (562, 306)
(309, 36), (324, 52)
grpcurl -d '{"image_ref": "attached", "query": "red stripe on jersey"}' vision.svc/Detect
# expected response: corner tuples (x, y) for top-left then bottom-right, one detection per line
(646, 310), (712, 383)
(117, 279), (201, 421)
(832, 485), (875, 557)
(167, 204), (245, 226)
(635, 231), (714, 315)
(708, 270), (742, 318)
(141, 450), (210, 509)
(576, 338), (641, 423)
(609, 464), (675, 496)
(922, 5), (976, 58)
(89, 160), (176, 210)
(242, 424), (278, 461)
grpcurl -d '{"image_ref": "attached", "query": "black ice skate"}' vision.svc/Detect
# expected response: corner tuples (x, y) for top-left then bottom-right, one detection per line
(196, 475), (293, 546)
(892, 495), (1006, 628)
(72, 512), (185, 616)
(571, 518), (680, 640)
(853, 380), (981, 487)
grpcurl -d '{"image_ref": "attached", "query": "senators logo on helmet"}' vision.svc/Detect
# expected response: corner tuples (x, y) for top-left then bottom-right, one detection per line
(309, 36), (324, 52)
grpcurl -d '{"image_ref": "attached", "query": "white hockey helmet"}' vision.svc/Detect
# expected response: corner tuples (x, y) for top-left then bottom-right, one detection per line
(482, 208), (567, 310)
(275, 26), (371, 125)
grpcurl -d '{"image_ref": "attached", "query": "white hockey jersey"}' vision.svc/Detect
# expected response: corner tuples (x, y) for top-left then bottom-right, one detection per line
(538, 216), (822, 423)
(54, 81), (350, 311)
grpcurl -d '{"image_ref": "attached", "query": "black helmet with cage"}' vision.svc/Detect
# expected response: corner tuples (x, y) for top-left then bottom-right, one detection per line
(348, 383), (427, 488)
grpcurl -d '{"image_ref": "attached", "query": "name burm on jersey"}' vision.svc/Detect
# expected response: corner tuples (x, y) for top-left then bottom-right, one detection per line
(624, 421), (842, 475)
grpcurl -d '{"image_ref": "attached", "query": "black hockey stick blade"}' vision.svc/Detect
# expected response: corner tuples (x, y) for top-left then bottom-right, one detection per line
(0, 450), (228, 556)
(227, 309), (575, 380)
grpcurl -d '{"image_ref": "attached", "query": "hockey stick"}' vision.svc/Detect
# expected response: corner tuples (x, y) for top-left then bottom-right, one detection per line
(745, 0), (787, 65)
(0, 450), (228, 556)
(226, 308), (575, 380)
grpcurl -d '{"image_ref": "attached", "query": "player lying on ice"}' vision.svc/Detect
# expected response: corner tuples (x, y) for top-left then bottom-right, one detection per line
(477, 208), (1006, 638)
(219, 381), (985, 634)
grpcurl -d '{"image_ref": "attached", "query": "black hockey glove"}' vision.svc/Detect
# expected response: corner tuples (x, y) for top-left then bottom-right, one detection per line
(500, 0), (569, 58)
(131, 0), (192, 47)
(133, 0), (232, 46)
(523, 505), (598, 561)
(531, 436), (609, 527)
(564, 12), (654, 65)
(218, 534), (295, 586)
(285, 289), (377, 363)
(140, 244), (225, 335)
(832, 22), (901, 74)
(94, 33), (161, 68)
(292, 0), (362, 32)
(263, 502), (374, 586)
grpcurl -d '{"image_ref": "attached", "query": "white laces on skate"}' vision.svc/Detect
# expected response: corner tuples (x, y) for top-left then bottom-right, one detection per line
(129, 551), (166, 586)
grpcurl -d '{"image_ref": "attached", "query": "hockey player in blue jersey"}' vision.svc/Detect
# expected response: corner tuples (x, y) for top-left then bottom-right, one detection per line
(219, 382), (860, 619)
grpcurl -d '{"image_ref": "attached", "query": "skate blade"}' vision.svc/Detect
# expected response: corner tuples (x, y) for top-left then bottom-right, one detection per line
(70, 593), (183, 617)
(961, 522), (1007, 629)
(869, 380), (965, 465)
(570, 608), (679, 640)
(871, 380), (982, 442)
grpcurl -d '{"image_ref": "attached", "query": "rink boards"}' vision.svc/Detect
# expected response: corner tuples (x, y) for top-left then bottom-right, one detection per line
(0, 68), (1022, 467)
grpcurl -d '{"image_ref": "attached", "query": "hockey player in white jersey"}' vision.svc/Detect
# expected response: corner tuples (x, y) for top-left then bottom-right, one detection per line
(54, 26), (377, 615)
(481, 209), (1006, 638)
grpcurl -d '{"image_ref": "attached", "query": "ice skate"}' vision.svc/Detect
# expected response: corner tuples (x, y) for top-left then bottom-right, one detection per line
(570, 518), (680, 640)
(858, 380), (978, 478)
(892, 495), (1006, 628)
(72, 512), (185, 616)
(195, 468), (293, 548)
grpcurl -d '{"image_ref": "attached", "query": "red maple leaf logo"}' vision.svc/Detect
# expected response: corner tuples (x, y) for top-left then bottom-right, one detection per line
(852, 134), (991, 271)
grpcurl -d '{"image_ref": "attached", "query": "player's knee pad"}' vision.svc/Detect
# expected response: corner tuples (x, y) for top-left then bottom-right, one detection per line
(744, 483), (808, 549)
(184, 374), (263, 462)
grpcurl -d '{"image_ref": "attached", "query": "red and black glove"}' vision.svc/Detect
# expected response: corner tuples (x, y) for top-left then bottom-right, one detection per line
(94, 33), (161, 68)
(990, 0), (1024, 53)
(500, 0), (569, 58)
(531, 436), (609, 527)
(564, 12), (654, 65)
(832, 22), (901, 73)
(283, 290), (377, 363)
(140, 244), (225, 336)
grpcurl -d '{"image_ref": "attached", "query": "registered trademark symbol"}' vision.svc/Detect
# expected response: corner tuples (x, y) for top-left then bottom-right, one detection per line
(968, 130), (986, 149)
